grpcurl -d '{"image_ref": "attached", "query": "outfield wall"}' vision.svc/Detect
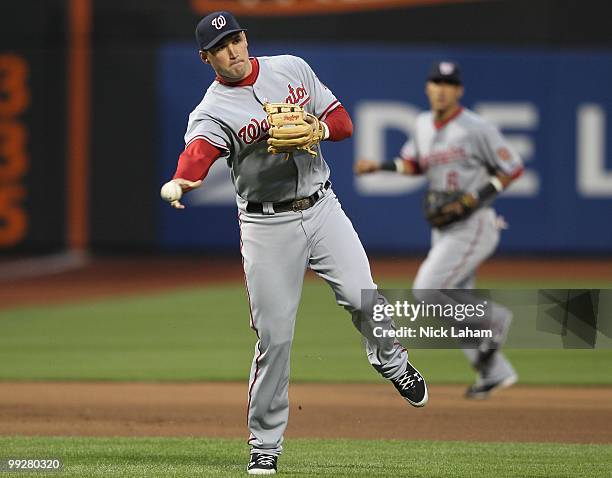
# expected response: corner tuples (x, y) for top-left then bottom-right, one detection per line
(1, 0), (610, 255)
(158, 45), (612, 253)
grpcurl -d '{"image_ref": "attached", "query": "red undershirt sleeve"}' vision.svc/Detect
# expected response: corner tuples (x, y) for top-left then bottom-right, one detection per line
(173, 138), (222, 185)
(322, 105), (353, 142)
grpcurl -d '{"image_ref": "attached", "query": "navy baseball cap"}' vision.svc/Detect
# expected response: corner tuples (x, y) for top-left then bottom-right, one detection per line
(195, 11), (246, 51)
(428, 61), (462, 84)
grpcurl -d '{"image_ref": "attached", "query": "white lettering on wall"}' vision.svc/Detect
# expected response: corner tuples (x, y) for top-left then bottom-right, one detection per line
(577, 104), (612, 197)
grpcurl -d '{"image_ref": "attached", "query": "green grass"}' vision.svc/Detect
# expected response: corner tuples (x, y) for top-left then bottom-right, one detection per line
(0, 281), (611, 384)
(0, 437), (610, 477)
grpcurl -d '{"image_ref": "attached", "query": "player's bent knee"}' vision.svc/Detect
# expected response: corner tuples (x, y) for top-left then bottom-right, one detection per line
(336, 286), (376, 315)
(412, 274), (446, 291)
(413, 288), (447, 306)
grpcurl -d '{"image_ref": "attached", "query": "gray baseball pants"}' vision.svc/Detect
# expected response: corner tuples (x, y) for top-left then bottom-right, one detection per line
(413, 207), (516, 385)
(238, 188), (407, 455)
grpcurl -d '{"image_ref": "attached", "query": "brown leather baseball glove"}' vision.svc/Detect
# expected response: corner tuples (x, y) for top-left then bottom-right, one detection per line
(423, 190), (479, 228)
(263, 102), (323, 158)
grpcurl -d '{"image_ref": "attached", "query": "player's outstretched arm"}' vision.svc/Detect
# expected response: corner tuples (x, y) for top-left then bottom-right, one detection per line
(163, 137), (222, 209)
(354, 159), (381, 175)
(354, 158), (420, 176)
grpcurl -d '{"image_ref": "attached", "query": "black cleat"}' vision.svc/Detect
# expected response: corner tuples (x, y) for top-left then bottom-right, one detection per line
(247, 453), (277, 475)
(391, 359), (428, 407)
(465, 373), (518, 400)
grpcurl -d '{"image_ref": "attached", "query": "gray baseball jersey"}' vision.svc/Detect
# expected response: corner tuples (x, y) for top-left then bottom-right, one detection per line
(399, 108), (522, 197)
(407, 108), (522, 387)
(185, 55), (339, 203)
(185, 55), (411, 456)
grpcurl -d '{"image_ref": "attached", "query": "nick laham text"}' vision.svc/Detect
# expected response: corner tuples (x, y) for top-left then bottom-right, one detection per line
(374, 326), (493, 339)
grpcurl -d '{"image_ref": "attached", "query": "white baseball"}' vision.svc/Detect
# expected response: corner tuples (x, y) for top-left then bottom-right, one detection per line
(160, 181), (183, 202)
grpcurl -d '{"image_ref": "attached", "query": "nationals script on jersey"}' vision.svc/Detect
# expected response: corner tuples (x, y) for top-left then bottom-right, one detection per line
(184, 55), (340, 203)
(400, 108), (523, 202)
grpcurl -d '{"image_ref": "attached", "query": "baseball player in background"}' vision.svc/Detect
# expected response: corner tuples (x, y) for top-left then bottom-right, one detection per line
(161, 11), (427, 475)
(355, 61), (522, 400)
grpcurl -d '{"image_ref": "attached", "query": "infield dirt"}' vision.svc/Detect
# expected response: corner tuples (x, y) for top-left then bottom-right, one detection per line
(1, 382), (611, 444)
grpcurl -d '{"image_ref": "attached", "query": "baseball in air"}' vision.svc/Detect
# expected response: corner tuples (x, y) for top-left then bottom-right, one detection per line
(160, 181), (182, 202)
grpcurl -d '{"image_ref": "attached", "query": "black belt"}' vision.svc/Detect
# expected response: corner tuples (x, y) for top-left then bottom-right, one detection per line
(246, 181), (331, 214)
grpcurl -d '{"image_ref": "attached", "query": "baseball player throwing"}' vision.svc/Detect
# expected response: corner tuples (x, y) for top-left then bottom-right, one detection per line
(356, 61), (522, 400)
(162, 11), (427, 475)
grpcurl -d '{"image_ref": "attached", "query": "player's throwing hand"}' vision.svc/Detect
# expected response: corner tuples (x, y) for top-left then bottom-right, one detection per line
(163, 179), (202, 209)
